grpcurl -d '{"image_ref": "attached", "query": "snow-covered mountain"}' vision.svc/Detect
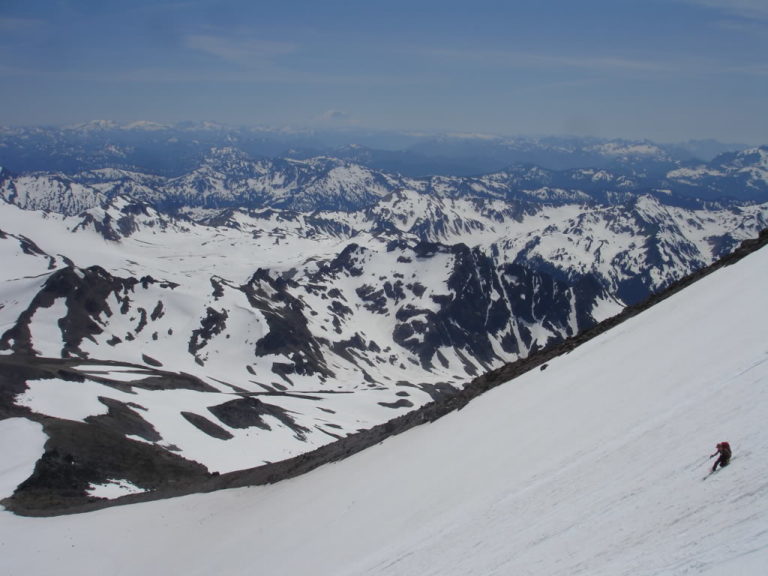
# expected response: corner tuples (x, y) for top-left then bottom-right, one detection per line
(666, 146), (768, 201)
(162, 149), (403, 211)
(1, 219), (766, 576)
(5, 142), (768, 221)
(1, 172), (766, 509)
(0, 197), (616, 487)
(1, 130), (767, 512)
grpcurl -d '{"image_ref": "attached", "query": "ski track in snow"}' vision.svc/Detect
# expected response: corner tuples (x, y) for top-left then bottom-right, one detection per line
(1, 226), (767, 575)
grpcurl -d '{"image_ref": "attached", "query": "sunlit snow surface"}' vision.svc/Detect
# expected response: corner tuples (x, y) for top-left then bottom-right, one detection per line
(0, 419), (46, 499)
(86, 479), (145, 500)
(2, 232), (767, 575)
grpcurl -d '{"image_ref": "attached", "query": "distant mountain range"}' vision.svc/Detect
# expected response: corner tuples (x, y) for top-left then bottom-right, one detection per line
(0, 121), (757, 179)
(2, 137), (768, 218)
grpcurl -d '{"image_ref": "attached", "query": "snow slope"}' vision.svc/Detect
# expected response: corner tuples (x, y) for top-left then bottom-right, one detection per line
(2, 236), (768, 576)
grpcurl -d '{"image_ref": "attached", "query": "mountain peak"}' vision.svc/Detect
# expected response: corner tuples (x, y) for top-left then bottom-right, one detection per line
(64, 119), (120, 132)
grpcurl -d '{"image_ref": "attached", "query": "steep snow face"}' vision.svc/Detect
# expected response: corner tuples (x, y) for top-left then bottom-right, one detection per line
(0, 174), (104, 216)
(2, 231), (767, 576)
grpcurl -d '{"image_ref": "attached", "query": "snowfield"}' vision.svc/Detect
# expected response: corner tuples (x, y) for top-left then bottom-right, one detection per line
(1, 228), (767, 574)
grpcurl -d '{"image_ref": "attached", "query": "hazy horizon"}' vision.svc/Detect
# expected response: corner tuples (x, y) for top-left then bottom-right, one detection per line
(1, 1), (767, 145)
(0, 117), (758, 144)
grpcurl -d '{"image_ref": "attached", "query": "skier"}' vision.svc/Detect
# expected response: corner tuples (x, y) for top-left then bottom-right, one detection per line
(709, 442), (732, 472)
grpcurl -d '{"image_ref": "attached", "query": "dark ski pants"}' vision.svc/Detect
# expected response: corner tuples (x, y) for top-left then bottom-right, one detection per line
(712, 456), (730, 472)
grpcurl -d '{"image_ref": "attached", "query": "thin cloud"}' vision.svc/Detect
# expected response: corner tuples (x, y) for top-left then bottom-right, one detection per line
(418, 47), (675, 74)
(416, 45), (768, 80)
(682, 0), (768, 20)
(184, 34), (297, 63)
(0, 62), (48, 78)
(0, 17), (46, 31)
(728, 63), (768, 77)
(102, 64), (420, 89)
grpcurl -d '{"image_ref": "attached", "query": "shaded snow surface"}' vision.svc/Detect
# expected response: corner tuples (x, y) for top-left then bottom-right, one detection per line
(2, 246), (768, 575)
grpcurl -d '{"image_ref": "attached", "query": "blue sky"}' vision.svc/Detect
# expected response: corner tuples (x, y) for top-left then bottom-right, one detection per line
(1, 0), (766, 143)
